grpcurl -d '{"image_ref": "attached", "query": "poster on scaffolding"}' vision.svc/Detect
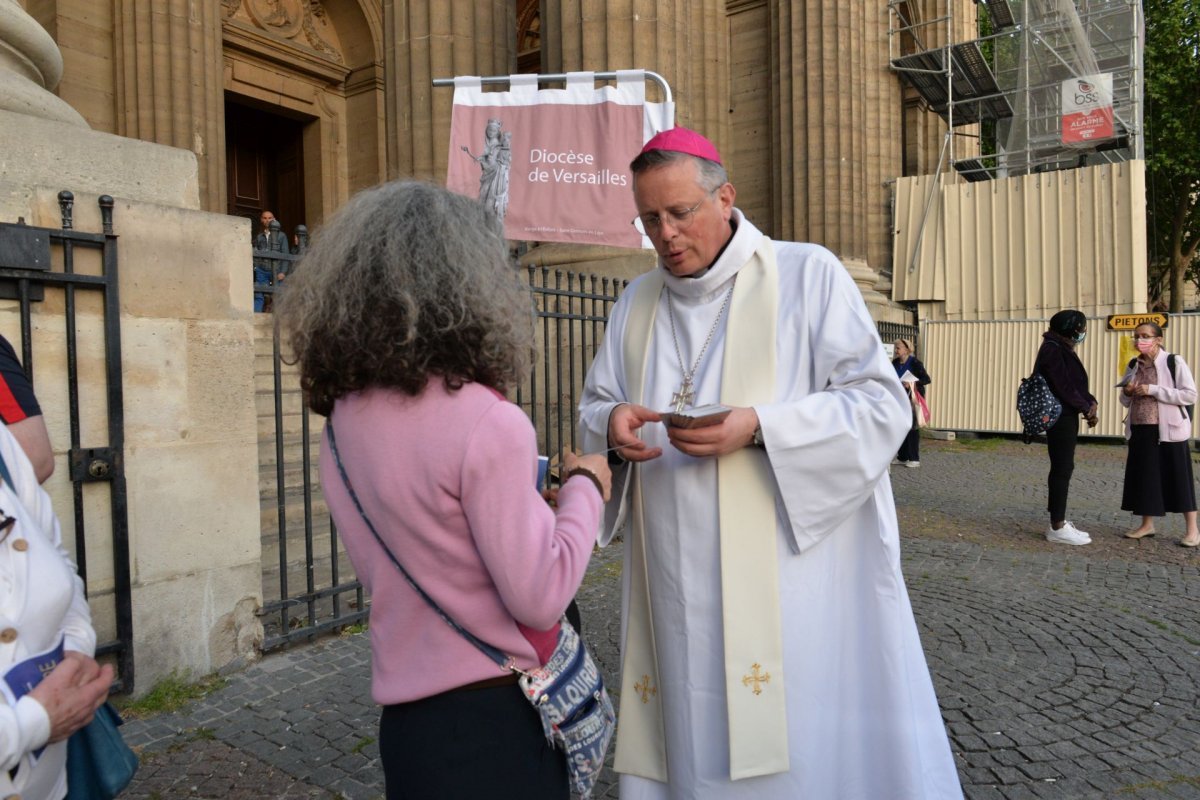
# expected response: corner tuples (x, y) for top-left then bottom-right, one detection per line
(1061, 73), (1113, 144)
(446, 71), (672, 248)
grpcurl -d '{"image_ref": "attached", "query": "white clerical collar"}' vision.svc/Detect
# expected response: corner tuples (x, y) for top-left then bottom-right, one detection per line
(661, 208), (763, 300)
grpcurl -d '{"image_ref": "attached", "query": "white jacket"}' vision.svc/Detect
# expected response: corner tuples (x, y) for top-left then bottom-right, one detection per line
(1118, 349), (1198, 443)
(0, 426), (96, 800)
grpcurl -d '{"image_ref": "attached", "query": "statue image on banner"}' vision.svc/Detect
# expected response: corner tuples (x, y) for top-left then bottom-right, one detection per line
(461, 118), (512, 222)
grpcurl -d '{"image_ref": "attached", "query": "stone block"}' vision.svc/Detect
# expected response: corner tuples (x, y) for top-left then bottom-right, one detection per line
(131, 561), (262, 694)
(0, 108), (199, 208)
(126, 439), (260, 581)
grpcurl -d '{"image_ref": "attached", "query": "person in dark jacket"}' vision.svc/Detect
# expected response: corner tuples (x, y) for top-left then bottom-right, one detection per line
(892, 338), (931, 467)
(1036, 310), (1098, 545)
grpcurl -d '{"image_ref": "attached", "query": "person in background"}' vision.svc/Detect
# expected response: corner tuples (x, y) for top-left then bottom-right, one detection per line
(891, 338), (931, 468)
(277, 180), (610, 799)
(0, 423), (112, 798)
(1036, 309), (1098, 545)
(1117, 322), (1199, 547)
(253, 210), (290, 313)
(0, 334), (53, 483)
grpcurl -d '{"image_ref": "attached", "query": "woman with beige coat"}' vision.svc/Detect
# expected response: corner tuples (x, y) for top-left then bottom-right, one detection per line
(1118, 322), (1200, 546)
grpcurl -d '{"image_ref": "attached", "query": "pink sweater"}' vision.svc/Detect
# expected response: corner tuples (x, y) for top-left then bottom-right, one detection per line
(319, 381), (603, 704)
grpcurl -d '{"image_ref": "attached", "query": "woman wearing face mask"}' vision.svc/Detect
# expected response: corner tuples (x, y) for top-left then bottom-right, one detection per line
(1036, 310), (1098, 545)
(1117, 323), (1200, 546)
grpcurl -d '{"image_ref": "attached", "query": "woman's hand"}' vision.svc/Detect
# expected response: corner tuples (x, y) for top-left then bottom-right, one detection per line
(30, 652), (114, 743)
(562, 451), (612, 502)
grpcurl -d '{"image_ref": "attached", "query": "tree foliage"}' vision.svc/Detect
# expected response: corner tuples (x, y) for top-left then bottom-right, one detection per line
(1143, 0), (1200, 310)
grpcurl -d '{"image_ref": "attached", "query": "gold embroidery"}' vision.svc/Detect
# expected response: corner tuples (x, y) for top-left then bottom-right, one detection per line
(741, 663), (770, 695)
(634, 674), (657, 704)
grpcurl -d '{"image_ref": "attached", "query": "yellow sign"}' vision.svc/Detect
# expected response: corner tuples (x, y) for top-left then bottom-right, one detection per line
(1107, 313), (1168, 331)
(1117, 335), (1139, 376)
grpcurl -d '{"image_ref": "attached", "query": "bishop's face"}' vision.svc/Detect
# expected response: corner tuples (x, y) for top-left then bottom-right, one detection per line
(633, 159), (735, 277)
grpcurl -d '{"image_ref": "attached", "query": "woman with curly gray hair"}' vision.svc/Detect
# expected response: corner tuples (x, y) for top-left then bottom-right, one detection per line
(277, 181), (611, 799)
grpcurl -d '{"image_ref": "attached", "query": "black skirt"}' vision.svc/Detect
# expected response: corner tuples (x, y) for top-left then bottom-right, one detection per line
(1121, 425), (1197, 516)
(379, 679), (567, 799)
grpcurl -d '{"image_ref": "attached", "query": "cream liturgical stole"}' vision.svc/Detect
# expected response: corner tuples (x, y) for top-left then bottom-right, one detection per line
(614, 237), (789, 782)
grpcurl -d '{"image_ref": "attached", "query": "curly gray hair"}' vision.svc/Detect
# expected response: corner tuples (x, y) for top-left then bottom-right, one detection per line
(276, 180), (534, 415)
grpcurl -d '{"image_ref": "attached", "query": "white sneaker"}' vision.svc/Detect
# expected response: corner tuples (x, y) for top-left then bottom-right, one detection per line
(904, 460), (921, 468)
(891, 458), (903, 465)
(1046, 521), (1091, 545)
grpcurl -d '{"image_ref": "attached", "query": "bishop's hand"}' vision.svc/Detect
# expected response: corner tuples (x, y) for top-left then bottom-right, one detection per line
(666, 406), (760, 458)
(608, 403), (663, 463)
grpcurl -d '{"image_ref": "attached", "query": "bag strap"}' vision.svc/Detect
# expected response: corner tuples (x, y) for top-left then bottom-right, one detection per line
(0, 451), (12, 491)
(1033, 336), (1062, 376)
(325, 420), (513, 672)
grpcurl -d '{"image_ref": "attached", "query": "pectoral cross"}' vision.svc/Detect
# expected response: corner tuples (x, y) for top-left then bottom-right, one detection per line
(671, 378), (695, 414)
(741, 663), (771, 696)
(634, 674), (658, 704)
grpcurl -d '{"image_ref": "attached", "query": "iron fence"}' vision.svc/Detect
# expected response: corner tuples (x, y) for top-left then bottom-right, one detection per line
(256, 257), (911, 648)
(0, 193), (134, 691)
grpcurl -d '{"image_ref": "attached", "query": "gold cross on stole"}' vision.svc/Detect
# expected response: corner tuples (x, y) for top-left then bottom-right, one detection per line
(634, 674), (658, 703)
(741, 663), (770, 695)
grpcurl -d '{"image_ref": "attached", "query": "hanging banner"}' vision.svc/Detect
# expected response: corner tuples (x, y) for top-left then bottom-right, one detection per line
(1061, 73), (1113, 144)
(446, 71), (672, 248)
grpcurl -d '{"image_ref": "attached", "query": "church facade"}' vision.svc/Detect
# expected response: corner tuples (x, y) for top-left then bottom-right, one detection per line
(30, 0), (971, 320)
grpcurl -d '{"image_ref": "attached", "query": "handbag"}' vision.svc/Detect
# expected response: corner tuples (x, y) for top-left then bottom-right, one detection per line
(326, 422), (615, 798)
(65, 702), (139, 800)
(911, 388), (931, 429)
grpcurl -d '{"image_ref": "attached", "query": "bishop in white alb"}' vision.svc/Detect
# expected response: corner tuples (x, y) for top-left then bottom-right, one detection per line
(578, 208), (963, 799)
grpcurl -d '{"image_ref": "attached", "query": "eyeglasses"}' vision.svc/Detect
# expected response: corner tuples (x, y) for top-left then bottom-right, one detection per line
(1133, 334), (1159, 340)
(632, 187), (720, 236)
(0, 510), (15, 544)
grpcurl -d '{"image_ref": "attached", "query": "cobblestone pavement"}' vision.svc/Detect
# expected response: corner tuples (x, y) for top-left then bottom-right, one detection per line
(120, 436), (1200, 799)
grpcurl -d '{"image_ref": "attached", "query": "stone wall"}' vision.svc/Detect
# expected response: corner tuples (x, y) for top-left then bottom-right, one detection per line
(0, 105), (262, 694)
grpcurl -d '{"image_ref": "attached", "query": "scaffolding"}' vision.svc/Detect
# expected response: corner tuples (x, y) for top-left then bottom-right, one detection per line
(888, 0), (1143, 182)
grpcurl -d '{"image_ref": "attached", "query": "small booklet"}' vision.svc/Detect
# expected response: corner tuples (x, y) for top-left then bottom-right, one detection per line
(662, 404), (732, 429)
(899, 370), (919, 383)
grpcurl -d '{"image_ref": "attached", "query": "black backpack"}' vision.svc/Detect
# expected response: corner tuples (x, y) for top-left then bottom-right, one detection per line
(1126, 354), (1194, 421)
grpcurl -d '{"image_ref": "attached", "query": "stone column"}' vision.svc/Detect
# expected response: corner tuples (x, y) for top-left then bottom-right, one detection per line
(113, 0), (226, 212)
(0, 0), (86, 126)
(384, 0), (516, 182)
(772, 0), (920, 309)
(543, 0), (727, 151)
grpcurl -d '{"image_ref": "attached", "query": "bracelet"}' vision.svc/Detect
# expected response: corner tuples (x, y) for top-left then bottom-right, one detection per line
(566, 467), (604, 497)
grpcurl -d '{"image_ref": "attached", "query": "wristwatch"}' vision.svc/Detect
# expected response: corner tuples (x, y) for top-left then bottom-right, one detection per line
(751, 423), (765, 449)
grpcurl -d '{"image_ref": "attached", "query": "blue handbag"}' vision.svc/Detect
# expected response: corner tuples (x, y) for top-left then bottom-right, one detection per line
(65, 702), (138, 799)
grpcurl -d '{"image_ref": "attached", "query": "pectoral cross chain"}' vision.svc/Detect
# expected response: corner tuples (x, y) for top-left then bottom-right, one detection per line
(665, 283), (735, 414)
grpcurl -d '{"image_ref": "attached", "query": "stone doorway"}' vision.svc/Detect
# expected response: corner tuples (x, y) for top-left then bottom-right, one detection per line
(225, 100), (308, 240)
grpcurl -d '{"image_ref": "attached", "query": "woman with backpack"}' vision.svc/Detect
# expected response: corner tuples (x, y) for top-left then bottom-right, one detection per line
(1036, 310), (1098, 545)
(1117, 322), (1200, 546)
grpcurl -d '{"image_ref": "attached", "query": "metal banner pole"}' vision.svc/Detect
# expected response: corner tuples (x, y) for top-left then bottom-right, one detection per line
(433, 70), (673, 103)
